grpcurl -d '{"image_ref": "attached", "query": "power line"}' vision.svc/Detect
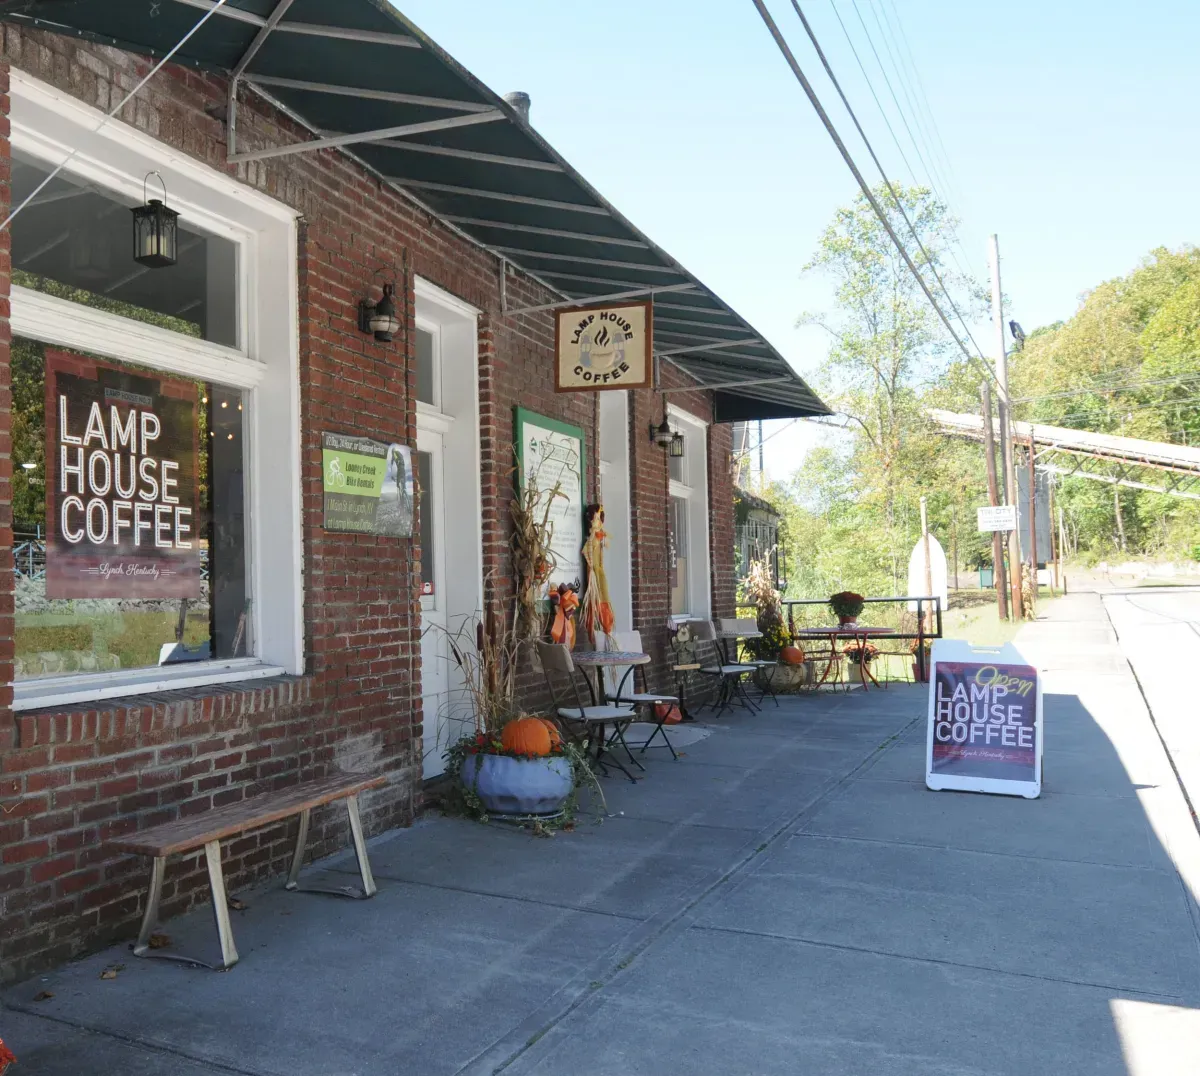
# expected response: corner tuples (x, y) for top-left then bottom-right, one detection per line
(1014, 371), (1200, 403)
(790, 1), (989, 368)
(862, 0), (957, 210)
(748, 0), (1004, 400)
(826, 1), (977, 291)
(0, 0), (234, 234)
(880, 0), (967, 211)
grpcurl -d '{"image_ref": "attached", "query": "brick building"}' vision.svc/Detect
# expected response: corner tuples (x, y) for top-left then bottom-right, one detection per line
(0, 1), (826, 983)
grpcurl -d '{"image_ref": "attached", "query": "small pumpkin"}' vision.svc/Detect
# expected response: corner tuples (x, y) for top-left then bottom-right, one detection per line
(780, 644), (806, 666)
(501, 716), (552, 757)
(535, 717), (563, 749)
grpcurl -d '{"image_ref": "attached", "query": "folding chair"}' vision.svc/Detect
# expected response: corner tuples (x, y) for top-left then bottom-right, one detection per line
(536, 641), (640, 782)
(693, 620), (758, 718)
(604, 630), (681, 760)
(719, 617), (780, 707)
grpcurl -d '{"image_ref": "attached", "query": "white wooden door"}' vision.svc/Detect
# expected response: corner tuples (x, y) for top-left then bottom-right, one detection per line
(417, 428), (450, 777)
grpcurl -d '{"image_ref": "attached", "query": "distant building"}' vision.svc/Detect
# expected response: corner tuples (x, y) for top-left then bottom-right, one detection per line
(735, 489), (784, 589)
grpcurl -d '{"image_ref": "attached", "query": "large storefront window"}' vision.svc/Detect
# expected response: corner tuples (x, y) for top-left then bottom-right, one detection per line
(9, 69), (305, 708)
(11, 150), (240, 347)
(12, 338), (247, 680)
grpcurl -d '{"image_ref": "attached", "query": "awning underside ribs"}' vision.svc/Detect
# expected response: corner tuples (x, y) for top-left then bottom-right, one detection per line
(2, 0), (828, 421)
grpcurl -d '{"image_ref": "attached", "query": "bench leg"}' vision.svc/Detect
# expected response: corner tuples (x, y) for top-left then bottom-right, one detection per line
(205, 840), (239, 970)
(346, 794), (377, 898)
(285, 808), (311, 891)
(132, 855), (167, 958)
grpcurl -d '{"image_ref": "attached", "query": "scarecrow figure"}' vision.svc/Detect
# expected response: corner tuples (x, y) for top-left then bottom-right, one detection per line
(548, 583), (579, 650)
(580, 504), (615, 649)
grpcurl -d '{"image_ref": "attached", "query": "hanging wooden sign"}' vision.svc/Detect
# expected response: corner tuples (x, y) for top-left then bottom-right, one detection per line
(555, 301), (653, 392)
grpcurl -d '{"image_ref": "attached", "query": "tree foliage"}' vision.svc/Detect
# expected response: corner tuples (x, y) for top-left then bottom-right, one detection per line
(770, 198), (1200, 601)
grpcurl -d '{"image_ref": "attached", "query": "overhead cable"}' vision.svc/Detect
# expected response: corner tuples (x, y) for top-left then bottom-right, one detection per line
(790, 1), (989, 369)
(880, 0), (966, 208)
(0, 0), (233, 234)
(749, 0), (1005, 399)
(830, 1), (979, 302)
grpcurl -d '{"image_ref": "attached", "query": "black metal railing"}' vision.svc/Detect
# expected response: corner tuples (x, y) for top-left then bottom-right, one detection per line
(778, 596), (944, 681)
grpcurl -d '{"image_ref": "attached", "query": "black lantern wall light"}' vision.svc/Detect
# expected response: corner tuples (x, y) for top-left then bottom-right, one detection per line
(131, 172), (179, 268)
(358, 269), (402, 343)
(648, 400), (685, 458)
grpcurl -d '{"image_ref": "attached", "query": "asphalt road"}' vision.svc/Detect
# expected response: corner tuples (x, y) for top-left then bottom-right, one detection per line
(1102, 586), (1200, 830)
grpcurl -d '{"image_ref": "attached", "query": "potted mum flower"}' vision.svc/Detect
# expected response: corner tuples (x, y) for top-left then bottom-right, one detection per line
(0, 1037), (16, 1075)
(828, 591), (865, 627)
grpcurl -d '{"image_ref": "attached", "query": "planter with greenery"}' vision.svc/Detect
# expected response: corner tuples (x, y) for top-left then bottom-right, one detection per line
(829, 590), (865, 626)
(743, 557), (789, 660)
(434, 456), (603, 829)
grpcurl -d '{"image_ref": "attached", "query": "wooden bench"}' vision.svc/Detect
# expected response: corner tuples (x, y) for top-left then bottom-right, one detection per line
(109, 773), (386, 971)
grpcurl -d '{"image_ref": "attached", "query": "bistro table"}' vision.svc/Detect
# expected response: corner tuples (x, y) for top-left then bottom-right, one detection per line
(792, 626), (895, 693)
(570, 649), (651, 779)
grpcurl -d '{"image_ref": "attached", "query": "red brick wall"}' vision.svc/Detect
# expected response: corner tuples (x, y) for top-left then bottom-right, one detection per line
(0, 27), (737, 983)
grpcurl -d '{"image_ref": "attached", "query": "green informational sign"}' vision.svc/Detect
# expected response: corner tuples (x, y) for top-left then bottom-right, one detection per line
(322, 432), (413, 537)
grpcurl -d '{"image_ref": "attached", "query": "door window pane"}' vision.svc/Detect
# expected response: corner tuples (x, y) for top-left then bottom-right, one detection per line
(417, 450), (435, 595)
(668, 434), (686, 484)
(415, 329), (437, 406)
(13, 337), (247, 679)
(670, 495), (689, 616)
(11, 151), (240, 347)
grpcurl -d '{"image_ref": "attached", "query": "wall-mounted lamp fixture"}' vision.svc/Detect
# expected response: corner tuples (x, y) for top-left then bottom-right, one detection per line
(649, 415), (673, 449)
(131, 171), (179, 268)
(358, 269), (402, 343)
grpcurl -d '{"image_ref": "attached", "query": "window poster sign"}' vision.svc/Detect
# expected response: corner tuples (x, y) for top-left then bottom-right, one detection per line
(322, 432), (413, 537)
(44, 349), (202, 599)
(926, 640), (1042, 798)
(515, 407), (584, 596)
(555, 301), (653, 392)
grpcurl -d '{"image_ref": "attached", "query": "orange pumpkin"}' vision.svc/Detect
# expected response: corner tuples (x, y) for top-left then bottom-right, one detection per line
(535, 717), (563, 749)
(780, 645), (806, 666)
(501, 716), (552, 757)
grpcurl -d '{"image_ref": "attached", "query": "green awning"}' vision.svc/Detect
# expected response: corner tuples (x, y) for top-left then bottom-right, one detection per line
(2, 0), (829, 420)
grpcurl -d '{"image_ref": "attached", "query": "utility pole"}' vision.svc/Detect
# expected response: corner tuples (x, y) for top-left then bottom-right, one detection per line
(1026, 436), (1038, 611)
(951, 509), (959, 592)
(980, 381), (1009, 620)
(920, 495), (933, 633)
(990, 234), (1023, 620)
(1047, 472), (1059, 590)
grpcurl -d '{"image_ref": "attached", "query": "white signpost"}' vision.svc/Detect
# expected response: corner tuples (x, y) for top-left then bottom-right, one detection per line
(977, 505), (1017, 532)
(926, 639), (1043, 798)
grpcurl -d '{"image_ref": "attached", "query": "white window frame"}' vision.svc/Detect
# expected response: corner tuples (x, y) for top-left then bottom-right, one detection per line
(9, 70), (303, 711)
(667, 405), (711, 622)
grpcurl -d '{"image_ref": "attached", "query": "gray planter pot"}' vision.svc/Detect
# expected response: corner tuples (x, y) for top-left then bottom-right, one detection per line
(762, 662), (813, 692)
(460, 753), (573, 816)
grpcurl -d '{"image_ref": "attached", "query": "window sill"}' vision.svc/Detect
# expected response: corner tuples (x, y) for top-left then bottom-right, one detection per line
(13, 659), (289, 712)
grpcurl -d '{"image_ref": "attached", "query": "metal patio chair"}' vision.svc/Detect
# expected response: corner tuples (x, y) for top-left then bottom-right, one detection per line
(719, 616), (780, 707)
(693, 620), (759, 718)
(536, 641), (640, 782)
(603, 630), (681, 760)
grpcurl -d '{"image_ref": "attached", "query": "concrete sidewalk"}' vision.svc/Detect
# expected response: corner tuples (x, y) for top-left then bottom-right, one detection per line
(4, 595), (1200, 1074)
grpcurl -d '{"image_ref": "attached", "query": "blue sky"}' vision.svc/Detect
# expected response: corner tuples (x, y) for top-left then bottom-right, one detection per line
(396, 0), (1200, 478)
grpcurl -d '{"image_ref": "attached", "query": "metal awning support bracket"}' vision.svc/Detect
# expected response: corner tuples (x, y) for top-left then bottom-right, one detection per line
(653, 337), (763, 360)
(659, 374), (793, 395)
(502, 282), (697, 319)
(229, 110), (504, 164)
